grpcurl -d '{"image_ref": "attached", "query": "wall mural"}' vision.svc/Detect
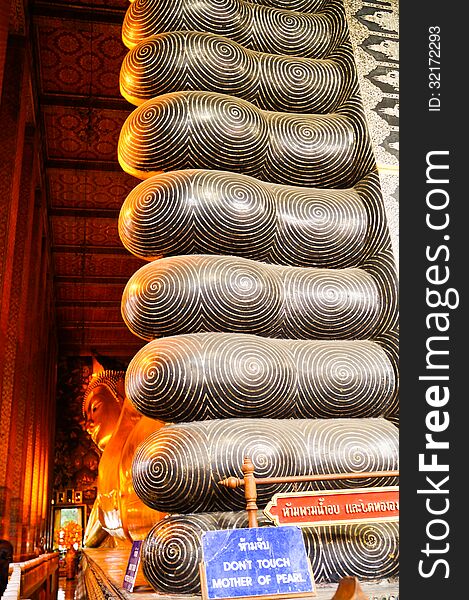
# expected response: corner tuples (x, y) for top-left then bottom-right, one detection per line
(53, 358), (99, 499)
(82, 0), (399, 593)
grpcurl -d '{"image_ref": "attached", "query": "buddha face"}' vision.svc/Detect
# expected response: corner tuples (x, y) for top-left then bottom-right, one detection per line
(83, 385), (122, 451)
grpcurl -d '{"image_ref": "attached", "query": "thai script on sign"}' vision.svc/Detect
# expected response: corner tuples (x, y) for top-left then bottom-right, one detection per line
(345, 500), (399, 514)
(201, 526), (315, 599)
(265, 487), (399, 527)
(123, 540), (143, 592)
(238, 537), (271, 551)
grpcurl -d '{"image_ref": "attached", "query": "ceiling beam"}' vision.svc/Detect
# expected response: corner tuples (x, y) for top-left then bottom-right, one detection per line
(59, 345), (143, 358)
(32, 1), (126, 24)
(39, 93), (130, 110)
(50, 207), (120, 218)
(46, 159), (123, 171)
(56, 300), (121, 307)
(59, 322), (127, 329)
(52, 245), (129, 255)
(55, 274), (129, 283)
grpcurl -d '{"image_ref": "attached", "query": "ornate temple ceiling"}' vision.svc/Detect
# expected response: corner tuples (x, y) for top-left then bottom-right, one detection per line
(31, 0), (146, 359)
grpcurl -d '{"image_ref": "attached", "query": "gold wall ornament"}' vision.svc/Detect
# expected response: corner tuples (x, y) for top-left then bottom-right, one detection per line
(81, 370), (166, 547)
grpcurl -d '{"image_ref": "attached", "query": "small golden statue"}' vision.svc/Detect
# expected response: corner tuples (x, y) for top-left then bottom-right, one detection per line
(82, 368), (166, 547)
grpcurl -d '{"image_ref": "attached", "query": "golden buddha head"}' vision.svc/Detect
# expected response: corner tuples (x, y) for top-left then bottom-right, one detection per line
(83, 370), (125, 451)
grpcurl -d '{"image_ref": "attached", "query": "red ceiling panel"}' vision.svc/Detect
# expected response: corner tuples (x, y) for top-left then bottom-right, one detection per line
(48, 168), (138, 210)
(53, 252), (144, 278)
(32, 0), (145, 358)
(42, 105), (129, 161)
(35, 17), (126, 98)
(51, 215), (122, 247)
(55, 282), (125, 303)
(56, 305), (125, 324)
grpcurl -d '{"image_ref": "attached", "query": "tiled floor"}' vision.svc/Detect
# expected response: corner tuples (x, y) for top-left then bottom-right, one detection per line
(57, 576), (77, 600)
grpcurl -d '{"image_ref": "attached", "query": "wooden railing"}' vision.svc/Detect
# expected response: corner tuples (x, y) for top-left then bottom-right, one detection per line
(219, 456), (399, 528)
(2, 553), (59, 600)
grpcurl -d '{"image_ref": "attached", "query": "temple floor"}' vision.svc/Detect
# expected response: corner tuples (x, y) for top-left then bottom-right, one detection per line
(58, 576), (78, 600)
(80, 549), (399, 600)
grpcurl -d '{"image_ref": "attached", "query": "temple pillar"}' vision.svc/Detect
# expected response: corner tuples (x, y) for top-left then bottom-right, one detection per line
(0, 34), (28, 546)
(0, 0), (10, 97)
(0, 34), (58, 557)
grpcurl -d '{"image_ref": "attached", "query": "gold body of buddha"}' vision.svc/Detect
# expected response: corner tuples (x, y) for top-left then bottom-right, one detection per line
(82, 369), (166, 547)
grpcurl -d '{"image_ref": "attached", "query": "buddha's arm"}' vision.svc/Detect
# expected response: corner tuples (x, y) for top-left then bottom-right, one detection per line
(83, 500), (109, 548)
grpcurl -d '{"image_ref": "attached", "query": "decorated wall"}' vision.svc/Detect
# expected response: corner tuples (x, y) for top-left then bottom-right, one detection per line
(53, 357), (97, 501)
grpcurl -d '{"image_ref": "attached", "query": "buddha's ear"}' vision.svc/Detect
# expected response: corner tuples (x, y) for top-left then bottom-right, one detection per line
(116, 376), (126, 403)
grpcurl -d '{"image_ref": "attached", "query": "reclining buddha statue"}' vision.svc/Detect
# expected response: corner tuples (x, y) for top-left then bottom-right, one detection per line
(81, 368), (166, 547)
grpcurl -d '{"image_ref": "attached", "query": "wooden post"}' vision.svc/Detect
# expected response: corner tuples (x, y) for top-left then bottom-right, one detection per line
(242, 457), (258, 528)
(331, 576), (368, 600)
(219, 463), (399, 531)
